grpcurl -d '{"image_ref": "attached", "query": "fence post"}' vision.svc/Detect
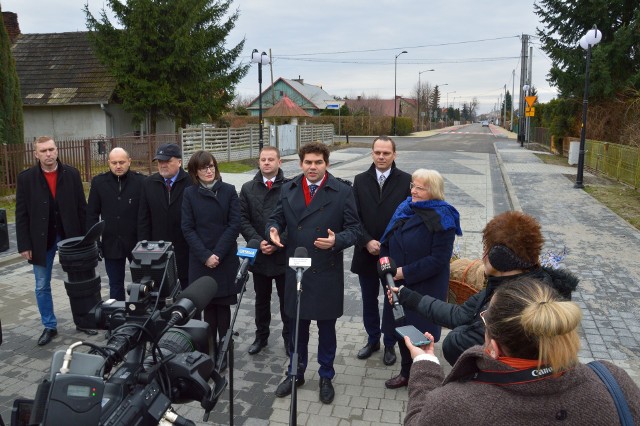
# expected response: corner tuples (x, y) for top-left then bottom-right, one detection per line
(249, 127), (253, 158)
(83, 139), (91, 181)
(227, 128), (231, 162)
(201, 124), (205, 150)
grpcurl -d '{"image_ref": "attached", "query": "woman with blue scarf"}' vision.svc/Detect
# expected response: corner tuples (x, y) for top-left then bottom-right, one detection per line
(381, 169), (462, 389)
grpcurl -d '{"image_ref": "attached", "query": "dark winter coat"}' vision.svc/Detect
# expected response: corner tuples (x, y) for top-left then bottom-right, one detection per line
(86, 170), (145, 259)
(398, 267), (579, 365)
(350, 163), (411, 277)
(405, 346), (640, 425)
(181, 180), (240, 302)
(380, 214), (455, 342)
(16, 160), (86, 266)
(138, 168), (191, 286)
(266, 173), (362, 320)
(239, 169), (289, 277)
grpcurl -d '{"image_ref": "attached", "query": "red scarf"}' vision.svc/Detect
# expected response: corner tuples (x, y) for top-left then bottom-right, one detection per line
(302, 173), (327, 206)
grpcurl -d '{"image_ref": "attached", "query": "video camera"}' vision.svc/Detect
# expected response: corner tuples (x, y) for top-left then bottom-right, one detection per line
(13, 222), (226, 426)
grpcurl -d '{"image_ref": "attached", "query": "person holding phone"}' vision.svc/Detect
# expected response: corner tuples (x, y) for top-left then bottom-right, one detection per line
(379, 169), (462, 389)
(402, 279), (640, 425)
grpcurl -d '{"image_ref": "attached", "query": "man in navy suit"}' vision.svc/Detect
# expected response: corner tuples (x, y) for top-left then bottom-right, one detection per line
(267, 142), (361, 404)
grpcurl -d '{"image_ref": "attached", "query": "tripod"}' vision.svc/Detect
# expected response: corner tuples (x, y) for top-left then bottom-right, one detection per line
(211, 272), (251, 426)
(288, 272), (304, 425)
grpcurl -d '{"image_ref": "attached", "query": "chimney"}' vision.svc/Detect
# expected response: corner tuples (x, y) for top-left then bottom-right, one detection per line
(293, 75), (304, 85)
(2, 12), (21, 44)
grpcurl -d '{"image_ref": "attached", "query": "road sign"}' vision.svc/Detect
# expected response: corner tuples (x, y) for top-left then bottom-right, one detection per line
(525, 96), (537, 107)
(525, 106), (536, 117)
(326, 102), (344, 110)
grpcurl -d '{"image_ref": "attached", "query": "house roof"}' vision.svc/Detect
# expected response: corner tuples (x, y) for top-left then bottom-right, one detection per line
(248, 77), (335, 110)
(11, 32), (116, 106)
(264, 95), (311, 117)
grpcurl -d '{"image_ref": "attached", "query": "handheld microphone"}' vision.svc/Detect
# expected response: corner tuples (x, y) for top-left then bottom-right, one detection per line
(163, 276), (218, 325)
(377, 257), (405, 322)
(235, 239), (260, 281)
(289, 247), (311, 290)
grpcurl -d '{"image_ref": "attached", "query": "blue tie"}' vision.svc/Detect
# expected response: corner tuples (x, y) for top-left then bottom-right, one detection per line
(309, 184), (318, 198)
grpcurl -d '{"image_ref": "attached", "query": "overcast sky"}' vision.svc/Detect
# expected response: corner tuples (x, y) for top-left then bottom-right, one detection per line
(2, 0), (559, 114)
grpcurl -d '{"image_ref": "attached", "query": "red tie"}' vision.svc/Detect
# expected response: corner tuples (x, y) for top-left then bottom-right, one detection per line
(266, 180), (273, 189)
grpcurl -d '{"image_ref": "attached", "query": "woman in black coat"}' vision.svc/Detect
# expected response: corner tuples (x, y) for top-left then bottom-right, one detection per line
(181, 150), (240, 368)
(380, 168), (462, 389)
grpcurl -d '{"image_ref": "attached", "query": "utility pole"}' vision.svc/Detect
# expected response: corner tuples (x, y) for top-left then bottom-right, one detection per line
(518, 34), (529, 147)
(503, 84), (507, 129)
(526, 46), (533, 145)
(511, 69), (515, 131)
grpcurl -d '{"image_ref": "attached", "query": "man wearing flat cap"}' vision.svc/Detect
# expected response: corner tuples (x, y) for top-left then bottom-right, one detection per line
(138, 143), (191, 288)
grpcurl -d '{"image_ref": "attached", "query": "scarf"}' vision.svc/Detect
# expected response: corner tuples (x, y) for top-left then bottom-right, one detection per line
(380, 197), (463, 243)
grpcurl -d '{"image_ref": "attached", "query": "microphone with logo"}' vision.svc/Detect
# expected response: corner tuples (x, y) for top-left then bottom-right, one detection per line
(235, 239), (260, 283)
(162, 276), (218, 327)
(377, 257), (406, 322)
(289, 246), (311, 291)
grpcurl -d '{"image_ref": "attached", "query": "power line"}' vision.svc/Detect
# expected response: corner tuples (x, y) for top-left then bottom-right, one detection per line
(274, 56), (520, 65)
(279, 36), (520, 56)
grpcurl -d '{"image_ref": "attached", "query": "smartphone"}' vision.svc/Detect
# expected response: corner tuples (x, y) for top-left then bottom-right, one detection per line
(395, 325), (431, 346)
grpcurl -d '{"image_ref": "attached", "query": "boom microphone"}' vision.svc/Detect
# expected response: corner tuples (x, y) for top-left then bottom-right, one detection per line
(377, 257), (406, 322)
(235, 239), (260, 281)
(163, 276), (218, 326)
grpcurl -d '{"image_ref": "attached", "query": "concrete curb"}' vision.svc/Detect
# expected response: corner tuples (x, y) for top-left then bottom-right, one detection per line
(494, 142), (522, 212)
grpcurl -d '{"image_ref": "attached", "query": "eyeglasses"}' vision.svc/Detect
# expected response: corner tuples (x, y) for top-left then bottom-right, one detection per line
(199, 164), (215, 172)
(409, 182), (428, 192)
(479, 310), (488, 326)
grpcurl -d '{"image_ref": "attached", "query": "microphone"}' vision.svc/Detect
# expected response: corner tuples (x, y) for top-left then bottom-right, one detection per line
(235, 239), (260, 281)
(164, 276), (218, 326)
(377, 257), (406, 322)
(289, 247), (311, 290)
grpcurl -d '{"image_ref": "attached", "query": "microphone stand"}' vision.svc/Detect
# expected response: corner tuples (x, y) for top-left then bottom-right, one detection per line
(289, 273), (303, 426)
(216, 271), (251, 426)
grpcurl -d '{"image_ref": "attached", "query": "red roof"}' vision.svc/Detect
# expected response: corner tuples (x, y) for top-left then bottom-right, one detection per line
(264, 94), (311, 117)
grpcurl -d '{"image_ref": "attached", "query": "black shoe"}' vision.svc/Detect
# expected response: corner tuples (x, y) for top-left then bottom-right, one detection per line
(37, 328), (57, 346)
(319, 377), (335, 404)
(385, 374), (409, 389)
(383, 345), (397, 366)
(357, 342), (380, 359)
(275, 376), (305, 397)
(248, 339), (267, 355)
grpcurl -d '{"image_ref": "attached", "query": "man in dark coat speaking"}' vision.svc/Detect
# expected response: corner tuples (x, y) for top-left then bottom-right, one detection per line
(267, 142), (361, 405)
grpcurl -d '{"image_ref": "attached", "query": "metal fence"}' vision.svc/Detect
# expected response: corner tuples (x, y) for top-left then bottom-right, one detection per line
(1, 124), (335, 194)
(585, 140), (640, 188)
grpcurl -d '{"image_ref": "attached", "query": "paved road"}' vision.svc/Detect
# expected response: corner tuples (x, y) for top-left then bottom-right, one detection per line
(1, 125), (638, 425)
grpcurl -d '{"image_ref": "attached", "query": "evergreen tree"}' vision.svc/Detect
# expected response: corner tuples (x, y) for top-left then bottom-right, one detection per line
(0, 5), (24, 145)
(535, 0), (640, 99)
(431, 85), (441, 119)
(85, 0), (248, 132)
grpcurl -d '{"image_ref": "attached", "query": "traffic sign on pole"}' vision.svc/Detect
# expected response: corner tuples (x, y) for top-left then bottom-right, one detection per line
(525, 96), (537, 107)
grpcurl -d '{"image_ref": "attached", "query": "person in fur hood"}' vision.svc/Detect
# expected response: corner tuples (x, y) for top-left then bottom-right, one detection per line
(389, 211), (579, 366)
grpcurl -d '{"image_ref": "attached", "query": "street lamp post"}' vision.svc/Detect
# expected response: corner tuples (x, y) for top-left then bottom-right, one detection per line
(251, 49), (270, 151)
(445, 91), (456, 127)
(393, 50), (408, 136)
(434, 83), (448, 128)
(417, 69), (435, 132)
(575, 26), (603, 189)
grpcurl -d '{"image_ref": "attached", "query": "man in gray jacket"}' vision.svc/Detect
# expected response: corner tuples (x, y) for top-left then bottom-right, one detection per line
(239, 146), (290, 356)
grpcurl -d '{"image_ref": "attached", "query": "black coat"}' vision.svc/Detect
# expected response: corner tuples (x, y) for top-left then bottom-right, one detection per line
(350, 163), (411, 277)
(86, 170), (145, 259)
(181, 180), (240, 301)
(16, 160), (86, 266)
(266, 173), (362, 320)
(239, 169), (289, 277)
(398, 267), (579, 365)
(381, 214), (455, 342)
(138, 168), (191, 286)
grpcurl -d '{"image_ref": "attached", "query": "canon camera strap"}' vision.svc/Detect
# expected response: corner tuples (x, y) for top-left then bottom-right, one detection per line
(467, 365), (555, 385)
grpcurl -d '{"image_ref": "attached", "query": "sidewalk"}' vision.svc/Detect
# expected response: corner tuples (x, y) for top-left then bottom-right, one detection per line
(0, 135), (638, 424)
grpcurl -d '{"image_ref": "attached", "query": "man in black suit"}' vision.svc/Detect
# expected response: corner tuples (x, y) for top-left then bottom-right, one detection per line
(138, 143), (190, 288)
(15, 136), (87, 345)
(267, 142), (361, 404)
(87, 147), (145, 301)
(350, 136), (411, 365)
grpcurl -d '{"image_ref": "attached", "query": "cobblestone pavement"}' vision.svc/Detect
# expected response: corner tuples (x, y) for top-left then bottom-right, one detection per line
(0, 136), (638, 425)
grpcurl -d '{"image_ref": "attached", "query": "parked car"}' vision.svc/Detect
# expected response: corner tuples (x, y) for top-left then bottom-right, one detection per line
(481, 120), (489, 127)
